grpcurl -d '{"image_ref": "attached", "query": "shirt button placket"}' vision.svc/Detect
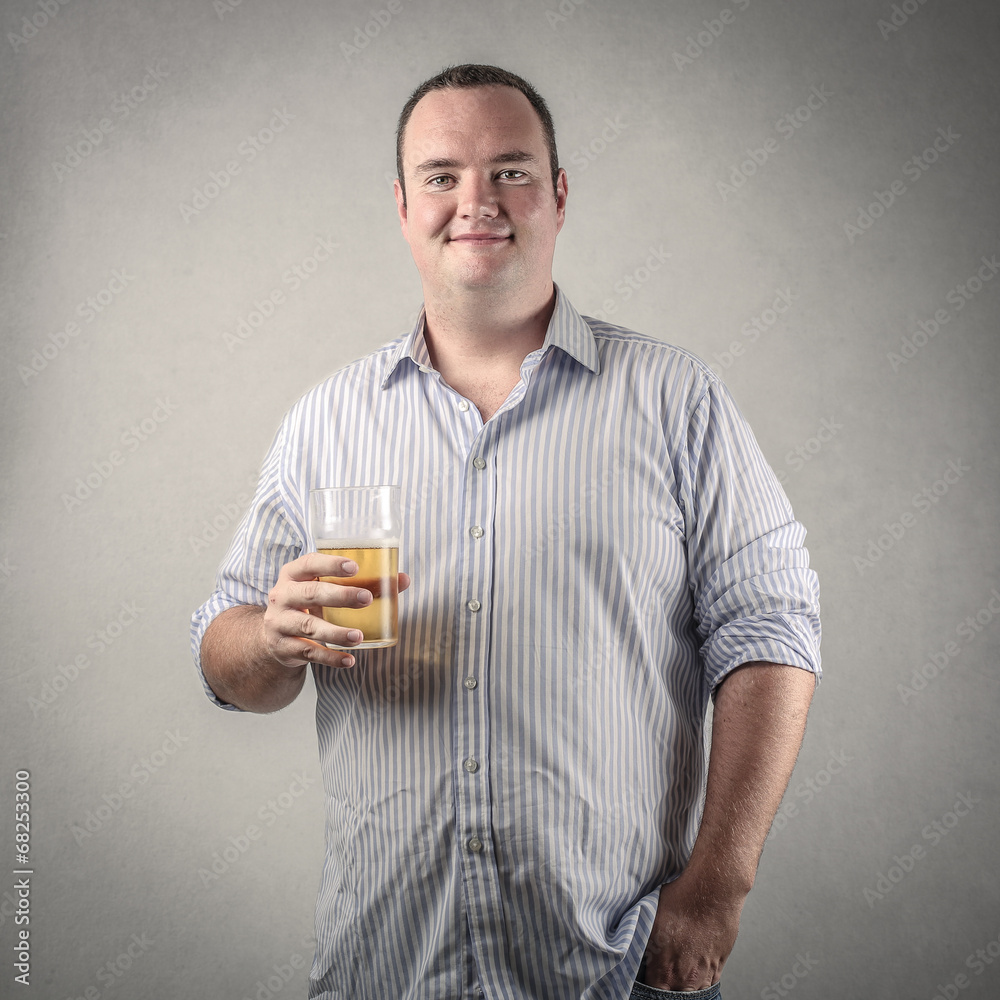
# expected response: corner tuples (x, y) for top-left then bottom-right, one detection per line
(458, 425), (497, 970)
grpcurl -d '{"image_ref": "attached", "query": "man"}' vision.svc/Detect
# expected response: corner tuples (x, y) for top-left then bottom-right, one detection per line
(192, 64), (820, 999)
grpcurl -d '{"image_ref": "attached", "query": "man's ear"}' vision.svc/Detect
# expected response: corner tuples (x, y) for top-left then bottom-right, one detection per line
(555, 167), (568, 234)
(393, 178), (408, 239)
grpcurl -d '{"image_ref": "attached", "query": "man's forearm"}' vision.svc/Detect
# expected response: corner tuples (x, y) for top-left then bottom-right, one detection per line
(641, 662), (815, 988)
(687, 661), (816, 895)
(201, 605), (308, 714)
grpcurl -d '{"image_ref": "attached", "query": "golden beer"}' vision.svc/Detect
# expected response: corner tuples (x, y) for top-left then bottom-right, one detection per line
(318, 542), (399, 648)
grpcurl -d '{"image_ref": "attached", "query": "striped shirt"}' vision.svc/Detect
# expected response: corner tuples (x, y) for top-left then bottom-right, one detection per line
(190, 286), (821, 1000)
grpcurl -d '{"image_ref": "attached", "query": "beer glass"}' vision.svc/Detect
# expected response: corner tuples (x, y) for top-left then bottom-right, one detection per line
(309, 486), (401, 649)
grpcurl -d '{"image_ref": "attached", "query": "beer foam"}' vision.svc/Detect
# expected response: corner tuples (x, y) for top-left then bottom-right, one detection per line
(315, 537), (399, 550)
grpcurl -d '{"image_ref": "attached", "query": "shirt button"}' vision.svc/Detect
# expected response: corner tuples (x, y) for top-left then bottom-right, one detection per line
(458, 400), (470, 411)
(467, 837), (483, 853)
(473, 457), (486, 470)
(467, 599), (481, 612)
(470, 525), (484, 539)
(463, 676), (477, 689)
(463, 757), (479, 773)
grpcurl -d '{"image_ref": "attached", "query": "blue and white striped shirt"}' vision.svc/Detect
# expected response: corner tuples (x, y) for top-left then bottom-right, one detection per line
(191, 286), (821, 1000)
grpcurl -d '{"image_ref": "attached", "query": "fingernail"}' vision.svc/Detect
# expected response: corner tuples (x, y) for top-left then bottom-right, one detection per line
(343, 560), (358, 574)
(348, 630), (363, 643)
(358, 591), (372, 605)
(341, 655), (355, 667)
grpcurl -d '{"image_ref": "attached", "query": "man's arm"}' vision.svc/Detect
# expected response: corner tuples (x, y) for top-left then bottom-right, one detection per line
(201, 605), (310, 714)
(200, 553), (410, 714)
(641, 662), (815, 990)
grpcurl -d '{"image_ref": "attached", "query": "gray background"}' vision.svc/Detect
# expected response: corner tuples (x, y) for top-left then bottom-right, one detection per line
(2, 0), (998, 997)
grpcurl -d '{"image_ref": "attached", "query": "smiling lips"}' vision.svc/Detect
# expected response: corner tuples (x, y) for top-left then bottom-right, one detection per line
(450, 232), (512, 246)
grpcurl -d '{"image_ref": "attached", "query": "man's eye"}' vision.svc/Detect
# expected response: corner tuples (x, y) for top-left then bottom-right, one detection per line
(429, 176), (452, 186)
(499, 170), (525, 180)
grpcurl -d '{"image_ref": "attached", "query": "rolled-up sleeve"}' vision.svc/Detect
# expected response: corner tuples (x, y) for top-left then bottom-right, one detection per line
(189, 421), (307, 710)
(678, 375), (822, 692)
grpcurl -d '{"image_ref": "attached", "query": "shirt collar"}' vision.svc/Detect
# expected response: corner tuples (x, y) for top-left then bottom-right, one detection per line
(380, 283), (601, 390)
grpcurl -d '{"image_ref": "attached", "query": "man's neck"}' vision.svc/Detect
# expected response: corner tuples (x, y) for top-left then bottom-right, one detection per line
(421, 282), (557, 374)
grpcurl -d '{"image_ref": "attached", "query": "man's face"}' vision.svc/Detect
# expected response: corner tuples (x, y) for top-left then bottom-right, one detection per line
(394, 85), (567, 300)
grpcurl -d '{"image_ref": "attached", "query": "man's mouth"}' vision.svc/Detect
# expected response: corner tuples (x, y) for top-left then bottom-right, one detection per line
(449, 233), (512, 245)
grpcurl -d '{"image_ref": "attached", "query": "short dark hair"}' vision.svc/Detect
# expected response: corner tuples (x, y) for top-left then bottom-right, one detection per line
(395, 63), (560, 205)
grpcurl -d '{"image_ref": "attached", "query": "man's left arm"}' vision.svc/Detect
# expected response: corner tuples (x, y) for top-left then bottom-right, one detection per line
(641, 661), (815, 991)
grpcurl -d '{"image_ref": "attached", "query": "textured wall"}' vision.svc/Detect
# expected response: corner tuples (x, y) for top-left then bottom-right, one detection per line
(1, 1), (998, 997)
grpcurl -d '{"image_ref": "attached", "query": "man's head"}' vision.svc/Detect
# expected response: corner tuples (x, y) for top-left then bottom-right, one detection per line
(393, 65), (567, 304)
(395, 64), (560, 208)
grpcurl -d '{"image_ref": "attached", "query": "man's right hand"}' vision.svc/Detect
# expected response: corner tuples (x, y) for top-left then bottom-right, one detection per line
(201, 555), (411, 713)
(264, 552), (411, 669)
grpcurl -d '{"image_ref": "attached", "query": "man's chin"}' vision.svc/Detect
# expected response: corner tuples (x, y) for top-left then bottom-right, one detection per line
(449, 266), (519, 294)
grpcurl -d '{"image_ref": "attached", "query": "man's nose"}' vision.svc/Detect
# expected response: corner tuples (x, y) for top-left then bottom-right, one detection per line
(459, 176), (500, 218)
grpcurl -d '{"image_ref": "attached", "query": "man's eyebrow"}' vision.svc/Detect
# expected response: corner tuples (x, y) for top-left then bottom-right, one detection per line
(412, 150), (539, 174)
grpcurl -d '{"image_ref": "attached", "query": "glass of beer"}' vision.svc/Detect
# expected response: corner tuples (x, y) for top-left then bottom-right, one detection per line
(309, 485), (401, 649)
